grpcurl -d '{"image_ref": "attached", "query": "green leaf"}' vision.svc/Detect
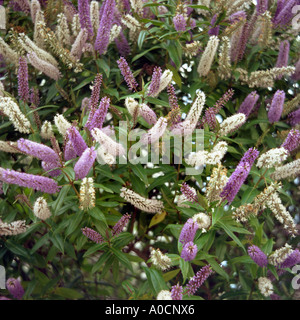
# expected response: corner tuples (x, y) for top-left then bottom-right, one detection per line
(130, 163), (148, 185)
(54, 287), (83, 299)
(217, 221), (246, 253)
(165, 40), (182, 69)
(147, 171), (177, 191)
(51, 185), (71, 215)
(65, 212), (84, 237)
(230, 255), (255, 265)
(138, 30), (147, 50)
(5, 240), (31, 260)
(95, 165), (125, 184)
(73, 76), (94, 91)
(143, 267), (169, 296)
(91, 251), (112, 274)
(97, 59), (110, 78)
(110, 247), (133, 273)
(163, 269), (180, 282)
(206, 258), (229, 281)
(132, 46), (161, 62)
(179, 258), (190, 283)
(50, 233), (65, 254)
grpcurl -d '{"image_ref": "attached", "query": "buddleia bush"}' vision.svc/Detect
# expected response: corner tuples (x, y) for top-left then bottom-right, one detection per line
(0, 0), (300, 301)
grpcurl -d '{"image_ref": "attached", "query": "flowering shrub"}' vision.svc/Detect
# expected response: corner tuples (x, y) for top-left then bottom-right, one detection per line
(0, 0), (300, 301)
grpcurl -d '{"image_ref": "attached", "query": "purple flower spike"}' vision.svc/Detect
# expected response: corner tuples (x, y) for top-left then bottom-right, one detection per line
(248, 245), (268, 267)
(180, 182), (198, 203)
(220, 148), (259, 204)
(117, 57), (138, 92)
(181, 241), (197, 261)
(67, 126), (88, 157)
(74, 147), (97, 180)
(147, 66), (162, 97)
(186, 265), (213, 296)
(268, 90), (285, 124)
(87, 96), (110, 131)
(281, 129), (300, 152)
(78, 0), (94, 40)
(41, 161), (62, 177)
(276, 41), (290, 69)
(288, 108), (300, 127)
(112, 213), (131, 236)
(139, 104), (157, 125)
(280, 249), (300, 269)
(173, 14), (186, 32)
(256, 0), (268, 14)
(18, 57), (29, 102)
(82, 227), (104, 243)
(1, 169), (59, 194)
(171, 284), (183, 300)
(17, 138), (60, 165)
(240, 148), (260, 167)
(64, 139), (77, 161)
(238, 91), (260, 118)
(89, 73), (103, 111)
(273, 0), (297, 27)
(208, 14), (220, 36)
(291, 58), (300, 81)
(115, 32), (131, 57)
(95, 0), (116, 55)
(6, 278), (24, 300)
(179, 218), (198, 246)
(220, 162), (250, 204)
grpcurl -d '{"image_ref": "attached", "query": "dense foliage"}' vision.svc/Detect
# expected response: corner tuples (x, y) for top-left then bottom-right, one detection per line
(0, 0), (300, 300)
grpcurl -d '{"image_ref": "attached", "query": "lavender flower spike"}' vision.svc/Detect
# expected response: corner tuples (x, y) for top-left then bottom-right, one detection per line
(288, 108), (300, 127)
(179, 218), (198, 246)
(238, 91), (260, 118)
(276, 41), (290, 69)
(6, 278), (24, 300)
(18, 56), (29, 102)
(268, 90), (285, 124)
(95, 0), (116, 55)
(280, 249), (300, 269)
(81, 227), (104, 243)
(147, 66), (162, 97)
(17, 138), (60, 164)
(74, 147), (97, 180)
(89, 73), (103, 111)
(0, 168), (59, 194)
(64, 139), (77, 161)
(87, 96), (110, 131)
(112, 213), (131, 236)
(67, 126), (88, 156)
(186, 265), (213, 296)
(139, 104), (157, 125)
(171, 284), (183, 300)
(220, 148), (259, 204)
(173, 14), (186, 32)
(180, 182), (198, 203)
(256, 0), (268, 15)
(248, 245), (268, 267)
(281, 129), (300, 153)
(117, 57), (138, 91)
(181, 241), (198, 261)
(291, 58), (300, 81)
(208, 14), (220, 36)
(78, 0), (94, 40)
